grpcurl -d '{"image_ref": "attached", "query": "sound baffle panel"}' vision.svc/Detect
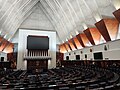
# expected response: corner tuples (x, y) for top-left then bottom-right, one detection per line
(0, 40), (9, 51)
(73, 37), (83, 49)
(103, 18), (119, 40)
(76, 34), (85, 47)
(68, 39), (76, 50)
(113, 8), (120, 23)
(79, 33), (90, 46)
(84, 28), (95, 45)
(71, 38), (78, 49)
(95, 19), (111, 42)
(84, 28), (101, 45)
(59, 44), (67, 53)
(64, 42), (71, 51)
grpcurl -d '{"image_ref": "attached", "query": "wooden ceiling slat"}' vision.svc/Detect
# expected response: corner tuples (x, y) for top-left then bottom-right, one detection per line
(0, 39), (9, 51)
(64, 43), (71, 51)
(84, 28), (95, 45)
(66, 42), (72, 51)
(90, 28), (101, 45)
(113, 8), (120, 23)
(79, 33), (90, 47)
(103, 18), (119, 40)
(76, 34), (85, 47)
(73, 37), (83, 49)
(3, 43), (14, 53)
(63, 43), (68, 52)
(95, 19), (111, 42)
(59, 44), (67, 53)
(68, 39), (77, 50)
(71, 38), (78, 49)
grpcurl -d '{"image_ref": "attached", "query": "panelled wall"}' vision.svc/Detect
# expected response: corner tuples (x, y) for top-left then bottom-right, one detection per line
(61, 22), (120, 60)
(60, 8), (120, 60)
(60, 20), (120, 54)
(64, 39), (120, 60)
(17, 29), (56, 70)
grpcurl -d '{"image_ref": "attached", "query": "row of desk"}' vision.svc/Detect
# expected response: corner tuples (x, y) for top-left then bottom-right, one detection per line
(0, 61), (11, 69)
(61, 60), (120, 68)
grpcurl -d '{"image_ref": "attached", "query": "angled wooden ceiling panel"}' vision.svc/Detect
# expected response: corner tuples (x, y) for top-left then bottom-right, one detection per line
(79, 33), (90, 47)
(71, 38), (77, 49)
(59, 44), (67, 53)
(0, 39), (9, 51)
(76, 34), (85, 47)
(84, 28), (95, 45)
(88, 28), (101, 45)
(0, 0), (119, 53)
(103, 18), (119, 40)
(63, 43), (68, 52)
(3, 43), (14, 53)
(95, 19), (111, 42)
(113, 8), (120, 23)
(68, 39), (77, 50)
(64, 42), (71, 52)
(66, 41), (72, 51)
(73, 37), (83, 49)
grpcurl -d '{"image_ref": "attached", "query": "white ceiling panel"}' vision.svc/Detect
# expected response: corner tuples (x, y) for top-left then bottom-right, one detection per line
(0, 0), (118, 44)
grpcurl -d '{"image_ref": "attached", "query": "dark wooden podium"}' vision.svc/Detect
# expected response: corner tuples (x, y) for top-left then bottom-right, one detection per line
(0, 61), (11, 69)
(27, 59), (48, 71)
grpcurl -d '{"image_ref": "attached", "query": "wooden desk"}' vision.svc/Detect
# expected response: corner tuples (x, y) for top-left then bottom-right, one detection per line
(0, 61), (11, 69)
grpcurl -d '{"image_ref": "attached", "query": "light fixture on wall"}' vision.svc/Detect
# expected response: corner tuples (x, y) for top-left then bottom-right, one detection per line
(80, 51), (83, 54)
(85, 54), (87, 59)
(90, 48), (92, 52)
(74, 52), (76, 54)
(104, 45), (107, 51)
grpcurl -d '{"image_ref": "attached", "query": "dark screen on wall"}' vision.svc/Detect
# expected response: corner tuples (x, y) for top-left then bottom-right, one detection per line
(93, 52), (103, 60)
(66, 56), (69, 60)
(27, 36), (49, 50)
(85, 54), (87, 58)
(76, 55), (80, 60)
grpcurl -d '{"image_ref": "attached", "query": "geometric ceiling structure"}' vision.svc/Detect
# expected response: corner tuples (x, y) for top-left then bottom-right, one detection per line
(113, 8), (120, 23)
(0, 0), (119, 46)
(84, 28), (101, 45)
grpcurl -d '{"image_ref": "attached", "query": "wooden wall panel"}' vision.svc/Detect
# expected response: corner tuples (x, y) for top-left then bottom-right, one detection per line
(84, 28), (95, 45)
(113, 8), (120, 23)
(95, 19), (111, 42)
(103, 18), (119, 40)
(56, 52), (64, 62)
(73, 37), (83, 49)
